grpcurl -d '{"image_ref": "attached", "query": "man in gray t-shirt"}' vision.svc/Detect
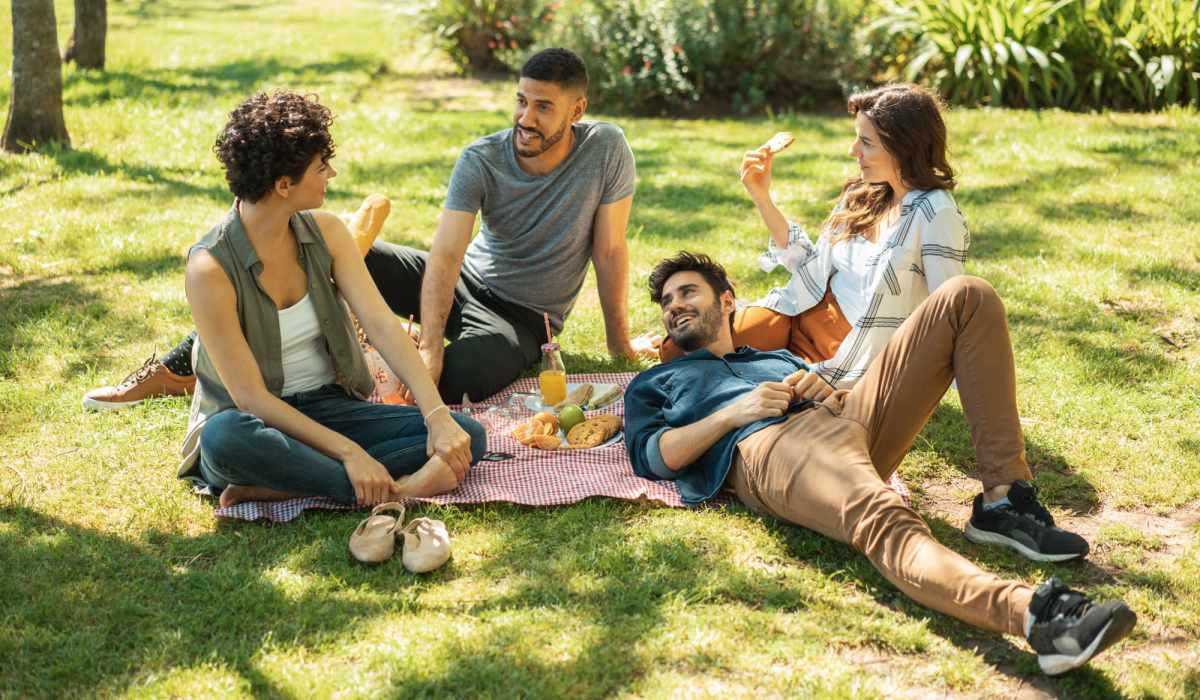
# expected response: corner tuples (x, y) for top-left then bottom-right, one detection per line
(365, 48), (645, 402)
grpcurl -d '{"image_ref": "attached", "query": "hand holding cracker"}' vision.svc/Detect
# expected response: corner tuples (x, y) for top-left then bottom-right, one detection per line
(740, 132), (794, 200)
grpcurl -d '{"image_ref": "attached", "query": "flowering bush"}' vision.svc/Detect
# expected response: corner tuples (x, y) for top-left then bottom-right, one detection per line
(501, 0), (866, 115)
(422, 0), (556, 74)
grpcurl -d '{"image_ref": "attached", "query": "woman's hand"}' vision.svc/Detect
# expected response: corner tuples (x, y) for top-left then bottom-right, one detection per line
(739, 146), (775, 202)
(342, 447), (398, 505)
(425, 409), (472, 482)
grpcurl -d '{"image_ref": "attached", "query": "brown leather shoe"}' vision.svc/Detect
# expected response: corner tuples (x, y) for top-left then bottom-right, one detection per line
(83, 355), (196, 411)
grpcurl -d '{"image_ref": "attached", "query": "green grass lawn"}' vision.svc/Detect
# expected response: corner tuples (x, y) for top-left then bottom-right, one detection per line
(3, 1), (1199, 697)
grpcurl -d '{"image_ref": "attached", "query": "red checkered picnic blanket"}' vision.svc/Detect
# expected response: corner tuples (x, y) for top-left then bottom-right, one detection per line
(212, 372), (910, 523)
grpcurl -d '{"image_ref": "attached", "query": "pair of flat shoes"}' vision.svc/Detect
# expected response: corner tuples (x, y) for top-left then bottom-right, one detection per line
(347, 502), (451, 573)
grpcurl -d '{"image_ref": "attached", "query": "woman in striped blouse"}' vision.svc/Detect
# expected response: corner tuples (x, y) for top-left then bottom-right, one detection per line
(662, 83), (969, 390)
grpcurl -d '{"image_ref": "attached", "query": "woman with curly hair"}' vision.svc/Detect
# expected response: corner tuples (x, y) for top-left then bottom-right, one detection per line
(661, 84), (969, 391)
(177, 90), (485, 508)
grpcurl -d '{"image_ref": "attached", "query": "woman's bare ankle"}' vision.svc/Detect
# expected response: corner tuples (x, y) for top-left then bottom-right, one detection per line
(391, 455), (458, 498)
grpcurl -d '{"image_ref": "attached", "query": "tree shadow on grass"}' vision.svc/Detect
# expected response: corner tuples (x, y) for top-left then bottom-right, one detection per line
(380, 499), (1133, 698)
(0, 495), (1144, 698)
(963, 221), (1054, 263)
(63, 56), (378, 108)
(1034, 199), (1142, 225)
(0, 278), (129, 379)
(955, 166), (1104, 209)
(47, 147), (372, 206)
(0, 506), (398, 698)
(48, 148), (230, 203)
(1006, 307), (1174, 390)
(1128, 262), (1200, 294)
(125, 0), (271, 21)
(916, 402), (1101, 516)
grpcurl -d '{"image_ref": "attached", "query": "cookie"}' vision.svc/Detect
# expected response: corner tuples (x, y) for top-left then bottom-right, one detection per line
(567, 415), (623, 448)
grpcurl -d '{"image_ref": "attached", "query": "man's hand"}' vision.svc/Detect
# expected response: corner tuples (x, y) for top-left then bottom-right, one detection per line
(342, 448), (398, 506)
(784, 369), (834, 402)
(392, 344), (443, 405)
(739, 147), (774, 202)
(723, 381), (793, 429)
(425, 409), (472, 481)
(418, 343), (444, 385)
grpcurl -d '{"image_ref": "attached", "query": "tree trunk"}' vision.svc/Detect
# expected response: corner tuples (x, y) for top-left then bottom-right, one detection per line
(3, 0), (71, 153)
(62, 0), (106, 69)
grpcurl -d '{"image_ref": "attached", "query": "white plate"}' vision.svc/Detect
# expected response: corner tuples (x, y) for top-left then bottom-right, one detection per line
(524, 382), (622, 413)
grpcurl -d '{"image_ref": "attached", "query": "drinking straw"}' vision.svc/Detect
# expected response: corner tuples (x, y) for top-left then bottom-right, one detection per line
(543, 312), (553, 345)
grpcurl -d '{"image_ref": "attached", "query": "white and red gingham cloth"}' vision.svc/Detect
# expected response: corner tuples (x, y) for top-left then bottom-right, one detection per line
(212, 372), (910, 523)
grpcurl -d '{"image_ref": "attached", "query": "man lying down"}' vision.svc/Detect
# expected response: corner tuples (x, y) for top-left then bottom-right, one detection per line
(624, 251), (1135, 676)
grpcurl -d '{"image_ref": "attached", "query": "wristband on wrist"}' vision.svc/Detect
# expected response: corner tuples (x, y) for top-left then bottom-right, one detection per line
(423, 404), (449, 426)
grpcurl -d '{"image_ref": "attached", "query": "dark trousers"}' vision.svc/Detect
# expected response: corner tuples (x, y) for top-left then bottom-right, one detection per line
(365, 242), (545, 403)
(199, 385), (487, 503)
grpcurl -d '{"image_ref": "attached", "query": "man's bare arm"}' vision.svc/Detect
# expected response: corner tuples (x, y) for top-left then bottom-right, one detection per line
(657, 382), (793, 471)
(417, 209), (476, 384)
(591, 195), (635, 357)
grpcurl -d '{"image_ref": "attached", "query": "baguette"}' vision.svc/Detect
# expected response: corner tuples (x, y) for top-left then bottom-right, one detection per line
(348, 194), (392, 257)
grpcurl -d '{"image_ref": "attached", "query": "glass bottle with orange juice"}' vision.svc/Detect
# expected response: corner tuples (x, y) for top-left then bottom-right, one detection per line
(538, 342), (567, 407)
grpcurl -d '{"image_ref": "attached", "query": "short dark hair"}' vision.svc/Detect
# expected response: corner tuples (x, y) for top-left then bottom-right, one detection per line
(213, 91), (335, 203)
(520, 48), (588, 94)
(648, 251), (736, 329)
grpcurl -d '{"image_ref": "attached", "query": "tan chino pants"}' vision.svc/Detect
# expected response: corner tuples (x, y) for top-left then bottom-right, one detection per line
(731, 276), (1035, 636)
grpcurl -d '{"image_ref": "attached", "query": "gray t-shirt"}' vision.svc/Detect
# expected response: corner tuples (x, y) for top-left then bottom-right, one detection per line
(444, 120), (636, 331)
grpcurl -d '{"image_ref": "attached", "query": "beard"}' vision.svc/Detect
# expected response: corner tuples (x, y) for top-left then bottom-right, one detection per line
(513, 117), (570, 158)
(668, 302), (725, 353)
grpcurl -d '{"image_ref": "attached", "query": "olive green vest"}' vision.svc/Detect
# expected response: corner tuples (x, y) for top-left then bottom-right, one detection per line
(177, 207), (375, 479)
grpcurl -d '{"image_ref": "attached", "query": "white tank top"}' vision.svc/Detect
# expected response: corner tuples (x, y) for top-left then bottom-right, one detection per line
(829, 233), (885, 326)
(277, 294), (336, 397)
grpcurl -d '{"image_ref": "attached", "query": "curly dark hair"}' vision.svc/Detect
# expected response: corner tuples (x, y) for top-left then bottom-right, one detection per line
(520, 48), (588, 94)
(648, 251), (736, 331)
(213, 91), (335, 203)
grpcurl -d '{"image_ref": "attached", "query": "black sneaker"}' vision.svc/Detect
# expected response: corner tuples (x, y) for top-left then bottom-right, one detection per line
(965, 482), (1089, 562)
(1025, 577), (1137, 675)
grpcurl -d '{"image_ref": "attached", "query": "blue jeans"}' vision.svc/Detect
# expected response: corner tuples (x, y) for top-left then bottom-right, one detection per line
(198, 385), (487, 503)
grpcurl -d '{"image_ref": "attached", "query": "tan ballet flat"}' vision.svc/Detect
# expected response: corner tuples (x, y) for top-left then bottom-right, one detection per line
(348, 193), (391, 257)
(400, 517), (451, 573)
(348, 502), (405, 564)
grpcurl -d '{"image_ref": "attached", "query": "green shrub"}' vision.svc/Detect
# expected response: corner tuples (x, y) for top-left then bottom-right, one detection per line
(420, 0), (554, 74)
(504, 0), (866, 115)
(867, 0), (1078, 109)
(867, 0), (1200, 110)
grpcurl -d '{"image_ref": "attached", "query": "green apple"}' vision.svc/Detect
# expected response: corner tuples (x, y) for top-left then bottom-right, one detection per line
(558, 404), (586, 433)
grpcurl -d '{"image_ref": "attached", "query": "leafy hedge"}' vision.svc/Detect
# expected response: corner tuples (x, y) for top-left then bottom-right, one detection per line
(424, 0), (866, 115)
(515, 0), (865, 115)
(867, 0), (1200, 110)
(421, 0), (1199, 112)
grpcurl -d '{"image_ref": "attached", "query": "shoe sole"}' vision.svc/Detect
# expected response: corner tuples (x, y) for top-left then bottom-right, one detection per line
(1038, 605), (1137, 675)
(82, 396), (145, 411)
(964, 523), (1085, 562)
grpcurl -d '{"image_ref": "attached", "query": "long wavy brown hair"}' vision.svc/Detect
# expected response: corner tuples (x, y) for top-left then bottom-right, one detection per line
(825, 84), (955, 242)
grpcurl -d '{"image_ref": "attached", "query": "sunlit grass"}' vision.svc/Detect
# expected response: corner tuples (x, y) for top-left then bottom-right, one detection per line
(1, 1), (1198, 697)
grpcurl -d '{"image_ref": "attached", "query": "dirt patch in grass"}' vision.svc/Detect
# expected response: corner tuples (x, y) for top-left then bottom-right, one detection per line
(1061, 501), (1200, 561)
